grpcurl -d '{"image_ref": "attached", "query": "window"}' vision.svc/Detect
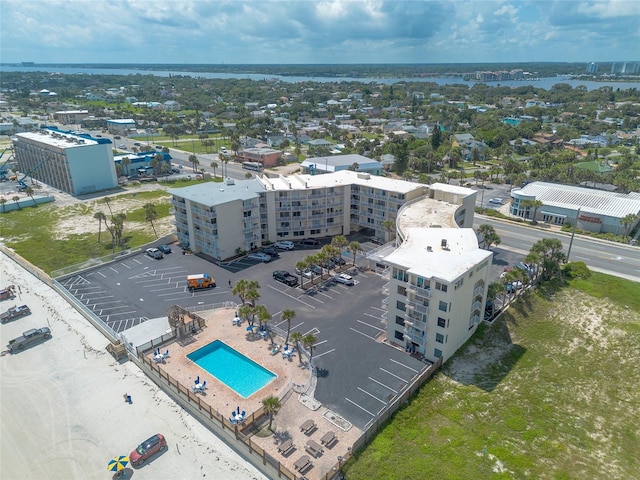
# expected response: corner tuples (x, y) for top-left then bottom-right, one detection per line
(438, 301), (448, 312)
(435, 282), (448, 292)
(436, 333), (444, 344)
(396, 301), (406, 312)
(395, 316), (405, 326)
(434, 348), (442, 358)
(397, 285), (407, 296)
(454, 278), (463, 289)
(437, 317), (446, 328)
(394, 331), (404, 341)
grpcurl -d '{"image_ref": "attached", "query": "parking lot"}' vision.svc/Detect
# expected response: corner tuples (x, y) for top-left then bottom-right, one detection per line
(57, 236), (524, 430)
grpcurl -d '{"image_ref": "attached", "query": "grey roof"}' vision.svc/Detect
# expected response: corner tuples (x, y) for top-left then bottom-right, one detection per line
(303, 154), (381, 168)
(169, 179), (264, 206)
(518, 181), (640, 218)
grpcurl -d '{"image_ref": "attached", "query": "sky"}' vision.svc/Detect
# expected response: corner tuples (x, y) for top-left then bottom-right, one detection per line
(1, 0), (639, 65)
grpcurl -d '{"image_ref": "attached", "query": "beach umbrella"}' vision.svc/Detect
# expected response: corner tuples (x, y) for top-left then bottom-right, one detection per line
(107, 455), (129, 472)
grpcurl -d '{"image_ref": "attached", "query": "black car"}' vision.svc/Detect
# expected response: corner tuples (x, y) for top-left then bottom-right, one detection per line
(158, 244), (172, 254)
(262, 247), (280, 258)
(334, 256), (346, 266)
(299, 238), (320, 246)
(273, 270), (298, 286)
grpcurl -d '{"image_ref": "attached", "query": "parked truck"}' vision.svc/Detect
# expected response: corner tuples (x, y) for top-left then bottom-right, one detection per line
(0, 285), (16, 301)
(0, 304), (31, 324)
(7, 327), (52, 352)
(186, 274), (216, 291)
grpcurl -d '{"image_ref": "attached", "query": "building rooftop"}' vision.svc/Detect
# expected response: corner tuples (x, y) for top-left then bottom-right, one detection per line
(384, 228), (492, 282)
(397, 196), (460, 231)
(169, 179), (264, 206)
(514, 181), (640, 218)
(16, 129), (99, 148)
(303, 154), (381, 169)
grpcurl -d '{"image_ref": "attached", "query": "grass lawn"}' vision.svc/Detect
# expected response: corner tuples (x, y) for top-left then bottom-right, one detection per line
(343, 277), (640, 480)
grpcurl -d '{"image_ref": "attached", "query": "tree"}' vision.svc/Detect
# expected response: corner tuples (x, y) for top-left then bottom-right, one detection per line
(295, 259), (310, 287)
(93, 211), (107, 243)
(255, 304), (273, 344)
(331, 235), (348, 257)
(382, 219), (396, 243)
(281, 309), (296, 347)
(232, 279), (261, 307)
(620, 213), (638, 240)
(12, 195), (20, 210)
(144, 203), (158, 238)
(110, 213), (127, 251)
(121, 156), (131, 176)
(302, 333), (318, 365)
(290, 331), (304, 363)
(24, 187), (36, 206)
(347, 241), (362, 266)
(210, 161), (218, 178)
(521, 199), (544, 222)
(476, 224), (501, 250)
(188, 154), (199, 174)
(530, 238), (566, 281)
(261, 395), (281, 431)
(0, 197), (6, 213)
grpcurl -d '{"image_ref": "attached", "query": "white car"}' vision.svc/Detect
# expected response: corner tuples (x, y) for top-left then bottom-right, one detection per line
(488, 198), (504, 205)
(145, 247), (163, 259)
(333, 273), (354, 286)
(273, 241), (294, 250)
(247, 252), (272, 263)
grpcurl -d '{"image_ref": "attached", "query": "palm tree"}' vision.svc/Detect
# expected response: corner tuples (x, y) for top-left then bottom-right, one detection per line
(521, 199), (544, 222)
(144, 203), (158, 238)
(0, 197), (6, 213)
(188, 154), (199, 174)
(24, 187), (36, 206)
(348, 241), (362, 266)
(281, 309), (296, 346)
(12, 195), (20, 210)
(232, 279), (261, 307)
(121, 156), (131, 176)
(256, 305), (273, 344)
(381, 219), (395, 243)
(210, 161), (218, 178)
(94, 211), (107, 243)
(476, 224), (501, 250)
(295, 259), (309, 288)
(331, 235), (348, 256)
(261, 395), (281, 431)
(620, 213), (638, 240)
(302, 333), (318, 365)
(290, 331), (304, 363)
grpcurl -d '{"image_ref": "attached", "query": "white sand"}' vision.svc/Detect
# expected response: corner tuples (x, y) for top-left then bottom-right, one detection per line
(0, 253), (268, 480)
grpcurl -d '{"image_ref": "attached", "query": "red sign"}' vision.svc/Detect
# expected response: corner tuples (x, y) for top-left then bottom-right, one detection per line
(579, 215), (601, 224)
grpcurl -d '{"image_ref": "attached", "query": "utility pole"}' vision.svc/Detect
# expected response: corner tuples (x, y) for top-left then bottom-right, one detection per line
(567, 207), (581, 262)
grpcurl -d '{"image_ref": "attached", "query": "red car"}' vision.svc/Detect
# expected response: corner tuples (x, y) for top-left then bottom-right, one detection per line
(130, 434), (167, 467)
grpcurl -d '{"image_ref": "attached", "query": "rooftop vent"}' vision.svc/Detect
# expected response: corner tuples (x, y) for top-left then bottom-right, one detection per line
(426, 246), (433, 252)
(224, 177), (235, 185)
(441, 239), (449, 250)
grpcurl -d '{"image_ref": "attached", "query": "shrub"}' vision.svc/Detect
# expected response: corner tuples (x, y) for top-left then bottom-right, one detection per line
(563, 261), (592, 279)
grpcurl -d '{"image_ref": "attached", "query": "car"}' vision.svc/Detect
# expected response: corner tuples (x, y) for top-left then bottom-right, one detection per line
(488, 198), (504, 205)
(333, 273), (354, 285)
(145, 247), (163, 259)
(220, 147), (228, 154)
(506, 281), (523, 293)
(134, 142), (141, 146)
(370, 236), (384, 245)
(114, 135), (121, 139)
(156, 145), (163, 149)
(130, 433), (167, 467)
(170, 167), (180, 174)
(322, 259), (336, 270)
(261, 247), (280, 258)
(310, 264), (323, 275)
(295, 267), (313, 278)
(272, 270), (298, 286)
(119, 144), (127, 149)
(273, 241), (294, 250)
(299, 238), (320, 246)
(158, 244), (172, 254)
(334, 256), (346, 266)
(247, 252), (272, 263)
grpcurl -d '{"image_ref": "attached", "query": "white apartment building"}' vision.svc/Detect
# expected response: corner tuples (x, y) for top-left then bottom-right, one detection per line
(170, 170), (428, 260)
(12, 128), (118, 196)
(382, 184), (491, 363)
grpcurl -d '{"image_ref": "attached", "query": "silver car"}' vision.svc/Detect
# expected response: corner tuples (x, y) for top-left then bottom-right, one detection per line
(333, 273), (354, 286)
(247, 252), (272, 263)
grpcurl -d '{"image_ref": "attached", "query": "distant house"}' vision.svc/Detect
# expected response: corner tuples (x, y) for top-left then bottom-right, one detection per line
(306, 138), (333, 147)
(380, 153), (396, 171)
(301, 154), (382, 175)
(54, 110), (89, 125)
(164, 100), (181, 111)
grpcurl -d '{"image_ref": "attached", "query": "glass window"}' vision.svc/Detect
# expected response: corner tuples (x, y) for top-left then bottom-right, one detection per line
(434, 348), (442, 358)
(437, 317), (446, 328)
(438, 301), (447, 312)
(396, 301), (406, 312)
(394, 331), (404, 341)
(395, 316), (405, 326)
(436, 333), (444, 344)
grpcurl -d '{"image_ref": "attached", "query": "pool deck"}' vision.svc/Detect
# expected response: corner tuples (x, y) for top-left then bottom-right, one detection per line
(147, 307), (362, 479)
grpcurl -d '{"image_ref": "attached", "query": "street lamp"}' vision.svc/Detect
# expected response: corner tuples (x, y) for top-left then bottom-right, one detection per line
(567, 207), (581, 262)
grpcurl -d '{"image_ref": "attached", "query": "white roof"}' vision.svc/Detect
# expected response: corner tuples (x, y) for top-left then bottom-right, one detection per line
(516, 181), (640, 218)
(383, 228), (492, 282)
(16, 130), (97, 148)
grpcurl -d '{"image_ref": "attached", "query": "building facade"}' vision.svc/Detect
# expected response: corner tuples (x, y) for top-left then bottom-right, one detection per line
(510, 181), (640, 234)
(241, 147), (283, 167)
(12, 127), (118, 196)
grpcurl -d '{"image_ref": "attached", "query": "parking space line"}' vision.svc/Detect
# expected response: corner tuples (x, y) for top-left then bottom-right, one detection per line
(290, 321), (305, 331)
(105, 310), (137, 318)
(304, 327), (320, 336)
(313, 348), (335, 359)
(314, 340), (328, 347)
(120, 262), (132, 269)
(345, 397), (375, 417)
(357, 319), (385, 332)
(389, 358), (420, 374)
(379, 368), (409, 383)
(357, 387), (386, 404)
(97, 305), (130, 312)
(267, 284), (317, 309)
(349, 327), (377, 340)
(90, 300), (121, 307)
(369, 376), (398, 394)
(109, 267), (119, 273)
(370, 306), (386, 313)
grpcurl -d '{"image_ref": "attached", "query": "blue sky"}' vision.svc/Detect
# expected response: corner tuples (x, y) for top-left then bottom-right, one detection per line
(1, 0), (639, 64)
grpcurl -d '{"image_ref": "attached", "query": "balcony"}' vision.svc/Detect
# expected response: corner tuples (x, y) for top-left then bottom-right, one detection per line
(473, 285), (484, 297)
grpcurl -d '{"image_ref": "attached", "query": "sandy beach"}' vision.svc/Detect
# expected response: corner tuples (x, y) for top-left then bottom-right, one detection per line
(0, 252), (268, 480)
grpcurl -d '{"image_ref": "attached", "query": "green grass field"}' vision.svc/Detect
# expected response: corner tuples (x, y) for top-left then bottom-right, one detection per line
(343, 277), (640, 480)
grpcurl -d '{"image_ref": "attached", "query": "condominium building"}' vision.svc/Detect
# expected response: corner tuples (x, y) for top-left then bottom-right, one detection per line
(170, 170), (429, 260)
(383, 188), (492, 363)
(12, 127), (118, 196)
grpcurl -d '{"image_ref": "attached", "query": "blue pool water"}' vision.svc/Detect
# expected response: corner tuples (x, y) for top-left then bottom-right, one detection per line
(187, 340), (276, 398)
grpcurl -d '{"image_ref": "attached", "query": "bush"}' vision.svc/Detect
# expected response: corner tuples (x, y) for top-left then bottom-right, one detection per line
(563, 261), (592, 279)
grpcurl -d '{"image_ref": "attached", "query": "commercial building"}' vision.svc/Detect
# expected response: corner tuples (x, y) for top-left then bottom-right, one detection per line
(241, 147), (282, 168)
(106, 119), (136, 135)
(54, 110), (89, 125)
(12, 127), (118, 196)
(301, 154), (383, 175)
(510, 181), (640, 234)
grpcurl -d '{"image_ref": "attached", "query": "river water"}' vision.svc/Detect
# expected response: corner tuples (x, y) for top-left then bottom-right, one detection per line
(1, 65), (639, 91)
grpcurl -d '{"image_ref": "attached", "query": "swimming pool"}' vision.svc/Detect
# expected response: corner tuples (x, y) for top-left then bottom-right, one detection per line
(187, 340), (276, 398)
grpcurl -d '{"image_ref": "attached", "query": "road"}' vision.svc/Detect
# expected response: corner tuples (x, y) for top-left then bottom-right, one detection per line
(475, 215), (640, 281)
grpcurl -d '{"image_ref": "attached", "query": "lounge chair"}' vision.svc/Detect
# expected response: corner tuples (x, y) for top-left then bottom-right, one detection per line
(271, 345), (281, 355)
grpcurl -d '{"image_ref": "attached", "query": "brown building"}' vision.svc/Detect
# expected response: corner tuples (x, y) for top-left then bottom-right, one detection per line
(241, 147), (283, 167)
